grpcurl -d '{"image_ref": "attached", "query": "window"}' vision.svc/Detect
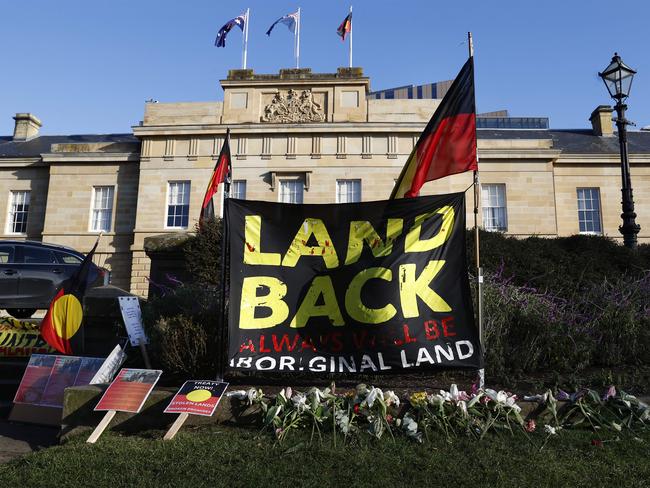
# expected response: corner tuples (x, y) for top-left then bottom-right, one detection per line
(482, 184), (508, 232)
(231, 180), (247, 200)
(55, 251), (82, 265)
(0, 245), (14, 264)
(90, 186), (114, 232)
(7, 191), (30, 234)
(22, 246), (56, 264)
(167, 181), (190, 228)
(336, 179), (362, 203)
(279, 180), (304, 204)
(577, 188), (602, 234)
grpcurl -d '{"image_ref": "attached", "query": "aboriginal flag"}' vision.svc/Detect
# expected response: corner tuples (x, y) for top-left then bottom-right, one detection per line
(40, 238), (99, 354)
(337, 12), (352, 40)
(391, 58), (477, 199)
(200, 130), (232, 228)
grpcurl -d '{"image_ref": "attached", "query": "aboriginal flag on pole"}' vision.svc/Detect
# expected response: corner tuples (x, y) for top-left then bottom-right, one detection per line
(40, 237), (99, 354)
(200, 129), (232, 228)
(337, 12), (352, 40)
(391, 58), (477, 199)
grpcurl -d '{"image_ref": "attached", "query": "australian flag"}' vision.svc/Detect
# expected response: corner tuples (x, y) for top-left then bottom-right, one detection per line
(215, 12), (247, 47)
(266, 10), (299, 36)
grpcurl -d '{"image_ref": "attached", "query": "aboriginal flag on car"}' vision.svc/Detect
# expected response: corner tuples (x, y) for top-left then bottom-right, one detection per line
(40, 237), (99, 354)
(200, 130), (232, 229)
(391, 58), (477, 199)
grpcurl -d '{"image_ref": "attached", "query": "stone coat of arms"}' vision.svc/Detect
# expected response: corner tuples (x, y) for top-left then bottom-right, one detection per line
(262, 89), (325, 123)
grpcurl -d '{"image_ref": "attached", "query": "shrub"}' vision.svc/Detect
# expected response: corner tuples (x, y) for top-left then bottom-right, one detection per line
(481, 270), (650, 377)
(143, 283), (224, 377)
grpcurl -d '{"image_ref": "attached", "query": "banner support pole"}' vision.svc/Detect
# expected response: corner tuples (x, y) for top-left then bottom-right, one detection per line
(468, 31), (484, 389)
(242, 8), (250, 69)
(216, 131), (232, 382)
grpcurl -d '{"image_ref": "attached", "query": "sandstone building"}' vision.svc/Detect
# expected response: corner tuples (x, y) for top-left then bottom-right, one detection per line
(1, 68), (649, 296)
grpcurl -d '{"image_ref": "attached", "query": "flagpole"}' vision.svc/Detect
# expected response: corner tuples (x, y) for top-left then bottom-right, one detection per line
(468, 31), (484, 389)
(296, 8), (301, 69)
(348, 5), (353, 68)
(242, 8), (250, 69)
(217, 129), (231, 382)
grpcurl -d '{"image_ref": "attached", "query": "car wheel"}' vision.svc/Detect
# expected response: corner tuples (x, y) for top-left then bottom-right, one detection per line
(6, 308), (37, 319)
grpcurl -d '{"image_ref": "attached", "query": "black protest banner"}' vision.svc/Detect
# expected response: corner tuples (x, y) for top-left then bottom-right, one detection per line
(226, 193), (481, 374)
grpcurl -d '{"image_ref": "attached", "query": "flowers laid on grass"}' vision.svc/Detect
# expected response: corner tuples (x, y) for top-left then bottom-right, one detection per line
(226, 384), (650, 444)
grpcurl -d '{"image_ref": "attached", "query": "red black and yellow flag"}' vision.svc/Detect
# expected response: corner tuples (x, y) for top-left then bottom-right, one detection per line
(40, 238), (99, 354)
(391, 58), (477, 199)
(200, 129), (231, 228)
(337, 12), (352, 41)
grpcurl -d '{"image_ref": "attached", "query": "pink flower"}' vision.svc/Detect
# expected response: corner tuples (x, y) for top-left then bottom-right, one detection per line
(591, 439), (603, 447)
(525, 419), (536, 432)
(353, 404), (360, 415)
(603, 385), (616, 401)
(386, 414), (394, 424)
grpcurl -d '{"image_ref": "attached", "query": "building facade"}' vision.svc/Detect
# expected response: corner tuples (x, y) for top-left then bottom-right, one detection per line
(1, 68), (649, 296)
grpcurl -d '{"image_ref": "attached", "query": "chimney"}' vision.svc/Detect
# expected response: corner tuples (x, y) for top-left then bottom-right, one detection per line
(12, 113), (42, 141)
(589, 105), (614, 136)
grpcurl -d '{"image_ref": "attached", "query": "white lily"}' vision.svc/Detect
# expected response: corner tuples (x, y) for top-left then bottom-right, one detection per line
(544, 425), (559, 435)
(292, 392), (308, 412)
(449, 384), (470, 402)
(428, 394), (446, 406)
(364, 387), (384, 408)
(458, 400), (468, 417)
(384, 390), (400, 407)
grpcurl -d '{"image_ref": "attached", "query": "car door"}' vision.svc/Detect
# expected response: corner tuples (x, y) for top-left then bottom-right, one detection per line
(16, 244), (60, 308)
(0, 244), (19, 305)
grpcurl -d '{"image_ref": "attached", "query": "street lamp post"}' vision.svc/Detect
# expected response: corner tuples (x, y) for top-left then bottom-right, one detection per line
(598, 53), (641, 249)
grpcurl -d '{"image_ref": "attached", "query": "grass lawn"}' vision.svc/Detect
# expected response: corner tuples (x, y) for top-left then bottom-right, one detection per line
(0, 424), (649, 488)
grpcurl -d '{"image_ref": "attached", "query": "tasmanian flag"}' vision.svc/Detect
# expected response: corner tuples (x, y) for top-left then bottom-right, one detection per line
(40, 238), (99, 354)
(200, 130), (231, 228)
(391, 58), (477, 199)
(337, 12), (352, 40)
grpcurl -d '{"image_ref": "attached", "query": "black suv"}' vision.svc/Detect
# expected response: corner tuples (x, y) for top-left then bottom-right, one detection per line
(0, 240), (106, 318)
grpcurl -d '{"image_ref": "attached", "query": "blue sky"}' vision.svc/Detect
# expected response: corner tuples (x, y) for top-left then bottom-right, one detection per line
(1, 0), (649, 135)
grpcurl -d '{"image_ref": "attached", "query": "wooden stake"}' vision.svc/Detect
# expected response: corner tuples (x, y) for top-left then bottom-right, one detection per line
(139, 339), (152, 369)
(86, 410), (116, 444)
(163, 412), (190, 441)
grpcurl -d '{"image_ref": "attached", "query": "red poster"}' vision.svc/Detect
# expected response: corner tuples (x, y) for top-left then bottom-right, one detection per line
(40, 356), (83, 407)
(13, 355), (56, 404)
(164, 381), (228, 417)
(74, 357), (105, 386)
(95, 368), (162, 413)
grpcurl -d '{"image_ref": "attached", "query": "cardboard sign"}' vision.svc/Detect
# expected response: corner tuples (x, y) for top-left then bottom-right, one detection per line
(94, 368), (161, 413)
(13, 355), (56, 405)
(14, 354), (104, 407)
(118, 296), (148, 346)
(164, 381), (229, 417)
(90, 344), (127, 384)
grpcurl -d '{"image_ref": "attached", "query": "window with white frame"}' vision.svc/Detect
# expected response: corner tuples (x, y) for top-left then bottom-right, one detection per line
(482, 184), (508, 232)
(577, 188), (602, 234)
(7, 191), (30, 234)
(167, 181), (190, 228)
(279, 179), (304, 204)
(90, 186), (114, 232)
(336, 179), (362, 203)
(231, 180), (247, 200)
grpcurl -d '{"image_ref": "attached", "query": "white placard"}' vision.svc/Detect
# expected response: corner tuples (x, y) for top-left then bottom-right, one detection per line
(118, 296), (149, 346)
(90, 344), (127, 385)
